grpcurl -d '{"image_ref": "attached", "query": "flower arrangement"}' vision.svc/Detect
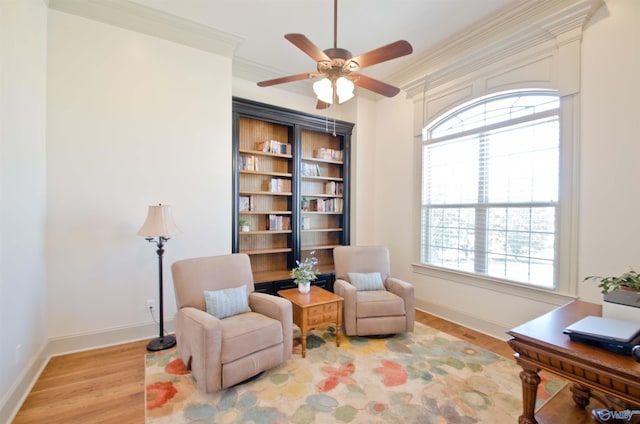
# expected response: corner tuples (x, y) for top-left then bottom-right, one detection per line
(290, 251), (319, 285)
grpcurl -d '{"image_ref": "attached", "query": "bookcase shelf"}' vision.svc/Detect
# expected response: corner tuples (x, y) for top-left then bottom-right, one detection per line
(240, 170), (293, 178)
(239, 211), (292, 215)
(242, 247), (293, 255)
(239, 191), (292, 196)
(232, 98), (353, 293)
(240, 148), (292, 159)
(301, 156), (343, 165)
(240, 230), (292, 235)
(301, 193), (343, 198)
(301, 176), (343, 182)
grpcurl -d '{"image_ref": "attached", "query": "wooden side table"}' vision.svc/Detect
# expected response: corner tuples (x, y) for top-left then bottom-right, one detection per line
(278, 285), (343, 358)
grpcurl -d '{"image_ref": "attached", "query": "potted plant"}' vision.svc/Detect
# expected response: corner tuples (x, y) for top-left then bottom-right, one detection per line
(290, 251), (319, 293)
(583, 269), (640, 295)
(239, 218), (251, 232)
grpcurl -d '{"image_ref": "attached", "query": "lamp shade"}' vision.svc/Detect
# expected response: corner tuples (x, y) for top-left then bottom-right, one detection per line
(137, 204), (180, 237)
(313, 78), (333, 104)
(336, 77), (354, 104)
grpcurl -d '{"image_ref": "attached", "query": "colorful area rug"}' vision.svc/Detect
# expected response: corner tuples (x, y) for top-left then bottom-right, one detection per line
(145, 323), (565, 423)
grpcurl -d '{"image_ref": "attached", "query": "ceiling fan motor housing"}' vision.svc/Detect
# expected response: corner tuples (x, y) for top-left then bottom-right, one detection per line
(318, 48), (359, 76)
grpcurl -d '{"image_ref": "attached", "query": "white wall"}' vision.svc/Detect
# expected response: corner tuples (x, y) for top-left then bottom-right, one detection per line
(0, 0), (48, 419)
(46, 10), (232, 341)
(373, 0), (640, 337)
(579, 0), (640, 302)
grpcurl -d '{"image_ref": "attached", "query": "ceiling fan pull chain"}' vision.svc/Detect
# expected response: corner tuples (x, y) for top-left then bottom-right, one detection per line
(333, 106), (337, 136)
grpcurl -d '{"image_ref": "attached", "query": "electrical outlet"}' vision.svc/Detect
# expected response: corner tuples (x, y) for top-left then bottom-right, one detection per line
(15, 344), (22, 365)
(146, 299), (155, 312)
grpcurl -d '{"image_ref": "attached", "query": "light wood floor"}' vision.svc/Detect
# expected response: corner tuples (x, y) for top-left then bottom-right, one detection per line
(13, 310), (598, 423)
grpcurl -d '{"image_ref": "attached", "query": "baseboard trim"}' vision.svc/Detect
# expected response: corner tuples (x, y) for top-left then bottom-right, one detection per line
(0, 343), (49, 424)
(0, 320), (174, 422)
(48, 320), (174, 356)
(415, 299), (511, 341)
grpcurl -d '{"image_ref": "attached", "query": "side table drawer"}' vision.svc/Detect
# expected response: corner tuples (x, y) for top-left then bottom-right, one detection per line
(306, 303), (338, 325)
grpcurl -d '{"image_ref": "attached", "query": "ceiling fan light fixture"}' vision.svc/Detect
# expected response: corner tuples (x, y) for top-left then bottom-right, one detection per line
(313, 78), (334, 104)
(336, 77), (354, 104)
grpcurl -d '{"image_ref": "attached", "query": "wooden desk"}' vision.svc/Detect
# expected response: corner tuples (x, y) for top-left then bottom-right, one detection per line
(507, 300), (640, 424)
(278, 285), (343, 358)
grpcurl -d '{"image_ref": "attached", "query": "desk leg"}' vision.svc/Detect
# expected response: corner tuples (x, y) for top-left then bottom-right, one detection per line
(570, 383), (591, 408)
(519, 365), (541, 424)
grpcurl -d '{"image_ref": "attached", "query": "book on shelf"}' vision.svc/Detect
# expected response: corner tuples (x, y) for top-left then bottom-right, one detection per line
(239, 155), (259, 171)
(268, 178), (292, 193)
(256, 140), (292, 155)
(301, 162), (321, 177)
(239, 195), (253, 211)
(309, 198), (324, 212)
(324, 181), (336, 195)
(267, 214), (291, 231)
(314, 147), (342, 161)
(307, 198), (343, 213)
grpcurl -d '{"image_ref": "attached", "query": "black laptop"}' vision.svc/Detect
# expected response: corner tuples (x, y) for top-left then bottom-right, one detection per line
(563, 315), (640, 355)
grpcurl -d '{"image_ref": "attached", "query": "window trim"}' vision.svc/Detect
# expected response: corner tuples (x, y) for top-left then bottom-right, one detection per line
(411, 262), (576, 306)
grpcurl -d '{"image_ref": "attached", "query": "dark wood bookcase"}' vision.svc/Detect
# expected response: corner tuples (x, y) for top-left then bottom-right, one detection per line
(232, 97), (353, 294)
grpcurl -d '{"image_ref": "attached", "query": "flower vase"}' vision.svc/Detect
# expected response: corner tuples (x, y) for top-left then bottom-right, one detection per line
(298, 282), (311, 293)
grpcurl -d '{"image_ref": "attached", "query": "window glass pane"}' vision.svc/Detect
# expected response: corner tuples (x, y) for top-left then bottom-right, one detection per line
(428, 93), (559, 139)
(423, 136), (479, 204)
(485, 117), (559, 203)
(421, 91), (559, 288)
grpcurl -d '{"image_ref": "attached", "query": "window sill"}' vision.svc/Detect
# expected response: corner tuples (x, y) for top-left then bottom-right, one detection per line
(411, 263), (577, 306)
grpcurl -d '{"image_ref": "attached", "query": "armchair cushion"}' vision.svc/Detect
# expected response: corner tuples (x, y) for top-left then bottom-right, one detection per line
(204, 285), (251, 319)
(219, 312), (283, 364)
(348, 272), (385, 291)
(355, 290), (406, 318)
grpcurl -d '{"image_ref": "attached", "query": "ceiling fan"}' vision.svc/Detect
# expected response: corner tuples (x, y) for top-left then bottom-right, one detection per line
(257, 0), (413, 109)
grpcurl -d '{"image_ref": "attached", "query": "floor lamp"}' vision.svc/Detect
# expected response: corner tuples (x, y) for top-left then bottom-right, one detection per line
(137, 204), (179, 351)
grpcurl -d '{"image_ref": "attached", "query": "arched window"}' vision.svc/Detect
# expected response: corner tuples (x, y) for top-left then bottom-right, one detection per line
(421, 91), (560, 288)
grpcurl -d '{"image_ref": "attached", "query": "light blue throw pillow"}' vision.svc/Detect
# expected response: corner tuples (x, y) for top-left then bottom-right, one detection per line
(348, 272), (385, 291)
(204, 285), (251, 319)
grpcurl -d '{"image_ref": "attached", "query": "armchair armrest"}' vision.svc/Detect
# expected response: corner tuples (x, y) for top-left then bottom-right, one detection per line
(249, 292), (293, 360)
(385, 277), (415, 332)
(176, 306), (223, 392)
(334, 278), (357, 335)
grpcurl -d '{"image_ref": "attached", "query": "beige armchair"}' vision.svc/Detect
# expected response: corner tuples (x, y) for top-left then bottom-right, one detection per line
(333, 246), (415, 336)
(171, 253), (292, 393)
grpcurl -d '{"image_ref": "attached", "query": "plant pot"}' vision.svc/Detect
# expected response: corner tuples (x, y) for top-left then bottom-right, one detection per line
(619, 285), (640, 292)
(240, 225), (250, 232)
(298, 282), (311, 293)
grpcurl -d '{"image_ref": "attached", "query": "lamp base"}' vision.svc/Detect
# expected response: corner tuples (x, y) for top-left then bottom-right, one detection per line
(146, 334), (176, 352)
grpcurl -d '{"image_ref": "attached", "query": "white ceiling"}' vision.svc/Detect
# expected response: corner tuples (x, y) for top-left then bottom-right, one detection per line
(129, 0), (514, 95)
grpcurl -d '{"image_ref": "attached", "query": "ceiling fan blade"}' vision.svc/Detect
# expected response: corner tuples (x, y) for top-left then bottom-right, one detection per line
(316, 100), (331, 109)
(352, 74), (401, 97)
(284, 34), (331, 63)
(257, 72), (319, 87)
(347, 40), (413, 70)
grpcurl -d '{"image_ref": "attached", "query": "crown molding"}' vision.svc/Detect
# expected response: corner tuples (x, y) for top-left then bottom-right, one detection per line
(47, 0), (242, 58)
(397, 0), (604, 96)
